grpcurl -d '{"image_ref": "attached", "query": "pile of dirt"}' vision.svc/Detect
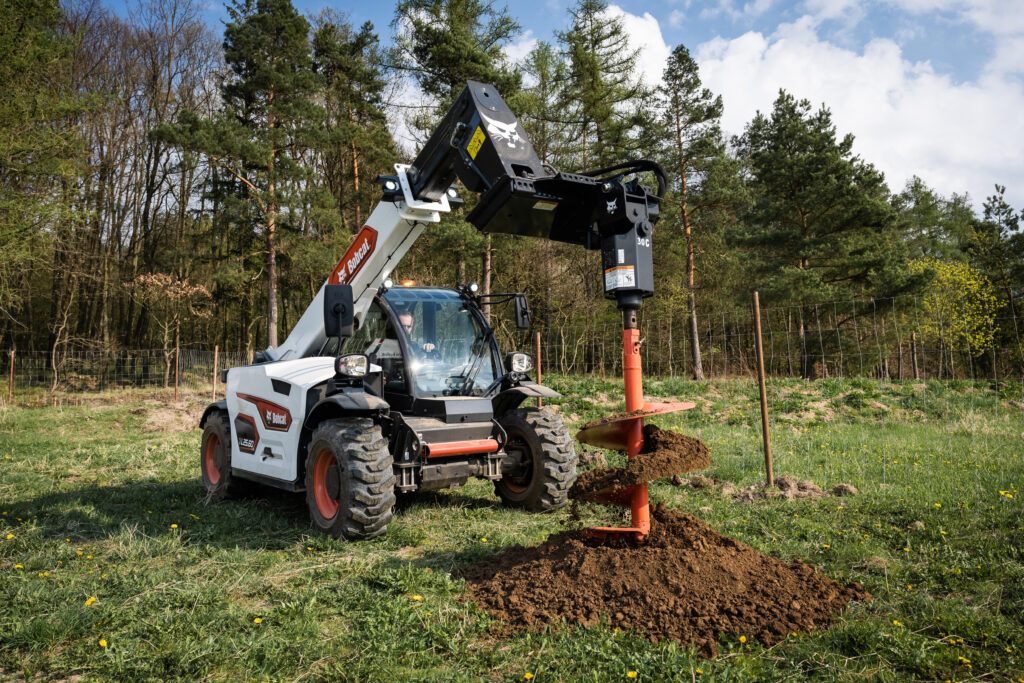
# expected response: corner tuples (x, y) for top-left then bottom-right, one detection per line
(457, 504), (870, 655)
(678, 475), (858, 502)
(571, 425), (710, 498)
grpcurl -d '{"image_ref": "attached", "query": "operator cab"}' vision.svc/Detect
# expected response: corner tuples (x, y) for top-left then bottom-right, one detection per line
(333, 287), (499, 405)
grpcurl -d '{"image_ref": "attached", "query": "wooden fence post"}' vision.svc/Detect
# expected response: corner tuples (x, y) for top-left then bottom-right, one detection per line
(534, 331), (543, 408)
(174, 346), (180, 402)
(753, 292), (774, 486)
(212, 345), (219, 401)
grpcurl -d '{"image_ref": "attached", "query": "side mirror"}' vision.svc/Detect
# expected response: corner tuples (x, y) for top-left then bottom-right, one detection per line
(513, 293), (531, 329)
(324, 284), (354, 339)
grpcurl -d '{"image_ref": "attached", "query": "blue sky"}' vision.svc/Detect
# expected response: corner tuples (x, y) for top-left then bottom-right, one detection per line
(186, 0), (1023, 209)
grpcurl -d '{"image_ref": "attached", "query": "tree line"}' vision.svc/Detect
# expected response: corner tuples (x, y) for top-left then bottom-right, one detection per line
(2, 0), (1021, 379)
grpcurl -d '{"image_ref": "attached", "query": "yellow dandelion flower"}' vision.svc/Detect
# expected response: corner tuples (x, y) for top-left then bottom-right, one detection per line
(254, 617), (262, 624)
(99, 639), (107, 647)
(739, 635), (747, 643)
(85, 597), (97, 606)
(696, 670), (703, 675)
(934, 503), (941, 508)
(822, 544), (830, 548)
(481, 537), (487, 542)
(627, 672), (638, 679)
(86, 555), (92, 559)
(170, 524), (177, 529)
(892, 620), (902, 626)
(523, 674), (533, 680)
(411, 595), (423, 602)
(5, 534), (12, 540)
(15, 564), (23, 569)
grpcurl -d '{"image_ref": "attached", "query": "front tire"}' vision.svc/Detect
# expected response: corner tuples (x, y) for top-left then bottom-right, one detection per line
(495, 408), (576, 511)
(201, 411), (243, 500)
(305, 417), (396, 540)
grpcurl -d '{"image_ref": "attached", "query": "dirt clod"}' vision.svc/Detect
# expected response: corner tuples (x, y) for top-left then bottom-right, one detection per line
(831, 484), (859, 497)
(570, 426), (710, 498)
(458, 504), (870, 656)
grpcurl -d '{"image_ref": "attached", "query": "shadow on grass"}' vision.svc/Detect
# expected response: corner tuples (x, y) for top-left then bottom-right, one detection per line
(9, 476), (505, 552)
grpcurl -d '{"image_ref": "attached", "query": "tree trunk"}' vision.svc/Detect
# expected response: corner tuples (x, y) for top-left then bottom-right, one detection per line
(911, 331), (920, 379)
(673, 112), (704, 380)
(481, 234), (492, 322)
(266, 202), (279, 348)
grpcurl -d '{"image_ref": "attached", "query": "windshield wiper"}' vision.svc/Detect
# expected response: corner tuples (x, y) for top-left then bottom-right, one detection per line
(460, 334), (489, 396)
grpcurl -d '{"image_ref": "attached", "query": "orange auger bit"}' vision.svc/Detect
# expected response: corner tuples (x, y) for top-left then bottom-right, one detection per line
(575, 328), (693, 542)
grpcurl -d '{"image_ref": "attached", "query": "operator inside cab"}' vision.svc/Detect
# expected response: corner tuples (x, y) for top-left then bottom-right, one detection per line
(396, 310), (436, 355)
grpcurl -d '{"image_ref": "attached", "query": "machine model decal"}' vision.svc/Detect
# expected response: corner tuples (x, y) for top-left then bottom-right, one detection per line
(466, 126), (486, 159)
(606, 198), (618, 213)
(237, 393), (293, 431)
(234, 414), (259, 453)
(479, 112), (521, 149)
(330, 226), (378, 285)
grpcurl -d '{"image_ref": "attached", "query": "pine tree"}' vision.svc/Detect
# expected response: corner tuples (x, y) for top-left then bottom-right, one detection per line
(735, 91), (919, 377)
(313, 19), (395, 231)
(660, 44), (723, 380)
(970, 185), (1023, 326)
(393, 0), (523, 312)
(557, 0), (647, 168)
(0, 0), (87, 338)
(153, 0), (324, 348)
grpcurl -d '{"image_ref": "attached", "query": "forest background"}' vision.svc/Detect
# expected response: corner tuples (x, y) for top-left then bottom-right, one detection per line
(2, 0), (1022, 382)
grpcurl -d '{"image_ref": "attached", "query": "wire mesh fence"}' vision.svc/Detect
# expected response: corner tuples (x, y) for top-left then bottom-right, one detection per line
(514, 295), (1024, 386)
(3, 294), (1022, 409)
(0, 348), (250, 407)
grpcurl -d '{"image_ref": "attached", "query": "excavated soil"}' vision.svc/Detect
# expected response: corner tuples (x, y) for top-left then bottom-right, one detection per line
(571, 425), (710, 498)
(458, 504), (870, 655)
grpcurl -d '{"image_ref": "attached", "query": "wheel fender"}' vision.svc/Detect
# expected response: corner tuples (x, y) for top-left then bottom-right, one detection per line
(492, 382), (561, 416)
(199, 400), (228, 429)
(304, 392), (389, 431)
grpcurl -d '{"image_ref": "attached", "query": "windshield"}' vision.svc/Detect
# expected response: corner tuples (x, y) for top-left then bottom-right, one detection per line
(382, 288), (497, 396)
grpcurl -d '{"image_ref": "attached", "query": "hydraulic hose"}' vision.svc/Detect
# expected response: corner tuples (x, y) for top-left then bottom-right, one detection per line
(582, 160), (668, 199)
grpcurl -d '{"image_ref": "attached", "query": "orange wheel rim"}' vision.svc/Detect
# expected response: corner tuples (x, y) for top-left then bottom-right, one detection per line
(204, 434), (221, 485)
(313, 449), (339, 518)
(502, 474), (529, 493)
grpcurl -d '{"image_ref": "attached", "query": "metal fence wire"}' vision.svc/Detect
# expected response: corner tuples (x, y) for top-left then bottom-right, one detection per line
(3, 294), (1022, 406)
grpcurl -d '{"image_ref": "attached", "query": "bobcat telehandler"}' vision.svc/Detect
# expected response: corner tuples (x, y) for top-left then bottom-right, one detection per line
(198, 81), (667, 539)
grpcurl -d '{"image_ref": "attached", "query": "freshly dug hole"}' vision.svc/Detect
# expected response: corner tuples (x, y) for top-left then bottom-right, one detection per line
(571, 424), (710, 498)
(457, 504), (870, 656)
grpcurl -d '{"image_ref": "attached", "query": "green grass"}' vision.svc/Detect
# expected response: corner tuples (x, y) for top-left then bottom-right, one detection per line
(1, 378), (1022, 680)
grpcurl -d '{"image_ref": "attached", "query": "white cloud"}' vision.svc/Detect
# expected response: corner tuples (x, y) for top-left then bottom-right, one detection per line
(700, 0), (776, 21)
(604, 5), (672, 87)
(695, 18), (1024, 206)
(504, 30), (539, 65)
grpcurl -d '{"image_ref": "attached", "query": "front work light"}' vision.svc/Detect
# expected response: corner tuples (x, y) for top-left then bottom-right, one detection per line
(505, 352), (533, 374)
(335, 354), (369, 377)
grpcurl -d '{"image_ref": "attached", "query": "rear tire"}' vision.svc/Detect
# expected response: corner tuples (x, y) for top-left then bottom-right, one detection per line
(201, 411), (244, 500)
(495, 408), (576, 512)
(305, 417), (396, 540)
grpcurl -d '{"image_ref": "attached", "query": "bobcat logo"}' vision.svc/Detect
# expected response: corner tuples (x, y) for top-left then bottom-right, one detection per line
(606, 198), (618, 213)
(479, 112), (522, 149)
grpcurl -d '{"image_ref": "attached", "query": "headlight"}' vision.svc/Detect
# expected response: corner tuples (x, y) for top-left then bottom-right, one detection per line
(335, 354), (368, 377)
(505, 352), (533, 374)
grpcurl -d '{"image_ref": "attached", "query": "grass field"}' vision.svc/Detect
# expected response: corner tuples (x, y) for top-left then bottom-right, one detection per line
(1, 377), (1022, 681)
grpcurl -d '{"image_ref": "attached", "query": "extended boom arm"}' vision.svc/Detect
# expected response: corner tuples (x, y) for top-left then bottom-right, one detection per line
(264, 81), (665, 362)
